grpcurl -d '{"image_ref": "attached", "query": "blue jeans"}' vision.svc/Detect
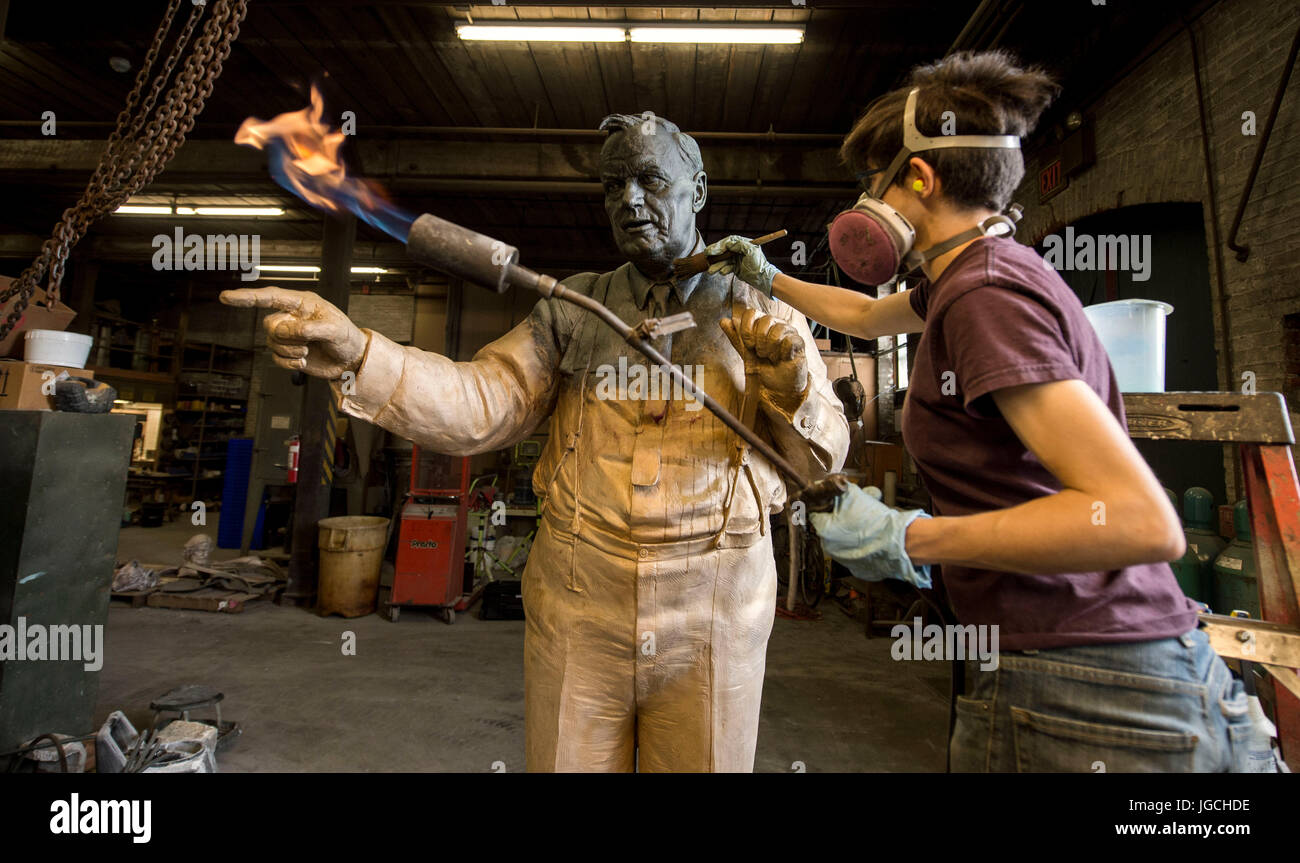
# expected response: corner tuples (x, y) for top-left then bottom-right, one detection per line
(949, 628), (1271, 772)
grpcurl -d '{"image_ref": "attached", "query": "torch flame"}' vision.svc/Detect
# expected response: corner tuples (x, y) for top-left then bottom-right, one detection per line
(235, 85), (414, 242)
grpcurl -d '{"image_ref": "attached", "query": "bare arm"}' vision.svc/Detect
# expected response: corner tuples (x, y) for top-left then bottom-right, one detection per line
(904, 379), (1185, 573)
(771, 273), (924, 340)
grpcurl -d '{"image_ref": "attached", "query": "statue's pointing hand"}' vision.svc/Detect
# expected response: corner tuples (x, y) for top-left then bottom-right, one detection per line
(221, 287), (367, 380)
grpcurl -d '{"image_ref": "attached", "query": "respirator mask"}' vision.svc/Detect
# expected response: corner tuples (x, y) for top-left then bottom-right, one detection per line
(828, 88), (1024, 286)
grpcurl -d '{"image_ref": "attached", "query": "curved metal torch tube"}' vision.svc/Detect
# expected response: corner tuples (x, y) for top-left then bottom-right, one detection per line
(506, 263), (819, 493)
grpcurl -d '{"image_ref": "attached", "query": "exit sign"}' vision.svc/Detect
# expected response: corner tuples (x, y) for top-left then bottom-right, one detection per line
(1039, 158), (1066, 202)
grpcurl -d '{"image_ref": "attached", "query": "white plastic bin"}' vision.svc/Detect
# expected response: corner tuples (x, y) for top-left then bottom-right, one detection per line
(23, 328), (93, 368)
(1082, 299), (1173, 393)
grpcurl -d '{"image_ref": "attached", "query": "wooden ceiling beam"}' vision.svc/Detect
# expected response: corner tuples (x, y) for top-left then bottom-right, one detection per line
(0, 136), (853, 190)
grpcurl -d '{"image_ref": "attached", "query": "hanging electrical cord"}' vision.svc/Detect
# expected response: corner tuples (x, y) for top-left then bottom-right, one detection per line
(0, 0), (249, 344)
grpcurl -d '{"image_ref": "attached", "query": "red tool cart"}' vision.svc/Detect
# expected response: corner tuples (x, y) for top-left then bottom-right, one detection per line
(381, 447), (471, 624)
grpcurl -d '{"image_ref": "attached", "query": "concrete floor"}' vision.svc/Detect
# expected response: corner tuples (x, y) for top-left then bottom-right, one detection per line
(101, 520), (951, 772)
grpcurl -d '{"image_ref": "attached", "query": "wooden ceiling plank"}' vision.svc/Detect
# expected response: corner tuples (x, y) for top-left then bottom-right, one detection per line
(426, 8), (509, 126)
(721, 43), (764, 133)
(461, 38), (537, 128)
(690, 6), (740, 130)
(281, 5), (403, 124)
(0, 62), (49, 118)
(0, 48), (106, 118)
(590, 6), (634, 119)
(807, 15), (879, 133)
(749, 43), (797, 132)
(728, 1), (781, 132)
(777, 8), (840, 132)
(315, 5), (422, 125)
(370, 6), (457, 125)
(381, 5), (478, 126)
(251, 6), (370, 113)
(236, 15), (326, 107)
(559, 43), (612, 128)
(626, 9), (668, 121)
(659, 5), (698, 127)
(4, 43), (124, 113)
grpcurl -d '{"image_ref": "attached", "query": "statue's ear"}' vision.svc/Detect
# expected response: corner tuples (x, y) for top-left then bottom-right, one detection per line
(692, 171), (707, 213)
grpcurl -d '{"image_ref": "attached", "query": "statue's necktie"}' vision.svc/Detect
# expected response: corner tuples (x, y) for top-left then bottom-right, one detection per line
(644, 282), (674, 422)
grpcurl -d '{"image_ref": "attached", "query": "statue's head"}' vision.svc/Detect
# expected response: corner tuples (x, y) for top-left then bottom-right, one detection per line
(598, 113), (706, 280)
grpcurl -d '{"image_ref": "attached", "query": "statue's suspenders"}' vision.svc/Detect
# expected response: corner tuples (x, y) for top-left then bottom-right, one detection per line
(715, 275), (767, 545)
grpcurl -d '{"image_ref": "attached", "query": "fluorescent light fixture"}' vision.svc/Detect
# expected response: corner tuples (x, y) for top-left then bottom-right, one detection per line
(178, 206), (285, 217)
(629, 26), (804, 45)
(114, 205), (172, 215)
(455, 23), (805, 45)
(254, 265), (391, 275)
(115, 204), (286, 216)
(457, 24), (626, 42)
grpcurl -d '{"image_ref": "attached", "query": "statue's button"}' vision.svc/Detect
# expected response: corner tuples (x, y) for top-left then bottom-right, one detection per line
(638, 547), (650, 560)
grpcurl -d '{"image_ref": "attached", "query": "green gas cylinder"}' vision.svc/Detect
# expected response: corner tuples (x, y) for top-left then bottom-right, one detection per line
(1175, 488), (1222, 603)
(1212, 499), (1259, 618)
(1171, 487), (1226, 603)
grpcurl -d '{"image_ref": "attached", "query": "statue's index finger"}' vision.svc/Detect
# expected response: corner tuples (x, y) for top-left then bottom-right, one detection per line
(219, 287), (307, 313)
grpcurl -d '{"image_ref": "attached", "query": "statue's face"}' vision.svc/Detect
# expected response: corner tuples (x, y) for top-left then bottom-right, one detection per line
(600, 127), (706, 279)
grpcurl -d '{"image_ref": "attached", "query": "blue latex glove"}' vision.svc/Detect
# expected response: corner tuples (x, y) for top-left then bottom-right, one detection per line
(704, 235), (780, 297)
(810, 482), (933, 588)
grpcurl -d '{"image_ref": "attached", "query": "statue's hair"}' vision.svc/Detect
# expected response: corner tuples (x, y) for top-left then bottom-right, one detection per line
(599, 113), (703, 175)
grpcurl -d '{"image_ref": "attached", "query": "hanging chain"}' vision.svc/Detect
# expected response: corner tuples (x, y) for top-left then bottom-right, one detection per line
(0, 0), (248, 344)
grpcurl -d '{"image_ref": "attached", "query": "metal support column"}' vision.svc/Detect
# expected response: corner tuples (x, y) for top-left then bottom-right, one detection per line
(285, 214), (355, 602)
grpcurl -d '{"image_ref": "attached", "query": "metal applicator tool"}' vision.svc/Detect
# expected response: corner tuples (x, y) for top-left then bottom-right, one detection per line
(671, 229), (787, 280)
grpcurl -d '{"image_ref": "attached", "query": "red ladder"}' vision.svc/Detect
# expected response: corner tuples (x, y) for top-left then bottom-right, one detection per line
(1126, 392), (1300, 771)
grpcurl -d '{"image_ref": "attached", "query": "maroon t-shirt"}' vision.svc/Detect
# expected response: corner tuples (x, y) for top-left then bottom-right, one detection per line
(903, 236), (1197, 650)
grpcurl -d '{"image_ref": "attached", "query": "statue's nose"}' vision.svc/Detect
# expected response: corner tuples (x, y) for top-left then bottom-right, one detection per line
(621, 181), (644, 209)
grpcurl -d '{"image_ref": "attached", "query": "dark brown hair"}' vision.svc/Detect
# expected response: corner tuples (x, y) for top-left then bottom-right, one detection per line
(840, 50), (1060, 211)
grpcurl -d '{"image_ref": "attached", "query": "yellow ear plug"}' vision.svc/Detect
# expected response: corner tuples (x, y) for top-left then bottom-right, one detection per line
(912, 179), (925, 192)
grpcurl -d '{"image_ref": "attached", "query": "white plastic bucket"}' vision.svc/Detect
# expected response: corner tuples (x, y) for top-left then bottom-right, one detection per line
(23, 328), (93, 368)
(1082, 299), (1174, 393)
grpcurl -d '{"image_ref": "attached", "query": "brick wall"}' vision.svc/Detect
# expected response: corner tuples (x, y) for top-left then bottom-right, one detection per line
(1014, 0), (1300, 494)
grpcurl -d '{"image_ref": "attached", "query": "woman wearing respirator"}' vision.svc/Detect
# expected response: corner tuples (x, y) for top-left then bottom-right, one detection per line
(706, 51), (1275, 773)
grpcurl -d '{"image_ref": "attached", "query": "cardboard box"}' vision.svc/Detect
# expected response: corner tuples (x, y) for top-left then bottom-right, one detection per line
(0, 359), (93, 411)
(0, 277), (78, 358)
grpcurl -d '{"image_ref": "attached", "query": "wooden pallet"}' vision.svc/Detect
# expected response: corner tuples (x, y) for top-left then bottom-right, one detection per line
(146, 588), (264, 613)
(109, 589), (152, 608)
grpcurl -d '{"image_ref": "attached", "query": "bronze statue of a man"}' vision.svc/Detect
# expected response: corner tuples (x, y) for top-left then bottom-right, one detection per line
(224, 113), (849, 772)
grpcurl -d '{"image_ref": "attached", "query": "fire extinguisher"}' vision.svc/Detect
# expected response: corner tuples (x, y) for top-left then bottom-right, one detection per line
(287, 435), (300, 484)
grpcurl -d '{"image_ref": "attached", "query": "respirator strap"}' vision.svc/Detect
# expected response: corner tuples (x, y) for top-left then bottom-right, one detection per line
(916, 205), (1023, 265)
(873, 88), (1022, 198)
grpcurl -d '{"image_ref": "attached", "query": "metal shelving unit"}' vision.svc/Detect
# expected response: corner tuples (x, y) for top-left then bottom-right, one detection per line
(176, 341), (252, 502)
